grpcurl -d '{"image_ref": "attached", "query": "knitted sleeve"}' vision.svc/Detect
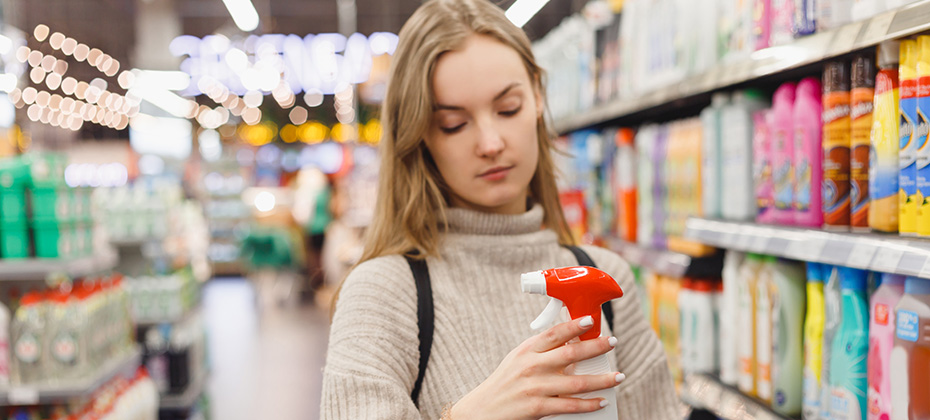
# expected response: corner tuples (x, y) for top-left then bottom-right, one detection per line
(320, 256), (424, 420)
(581, 245), (681, 420)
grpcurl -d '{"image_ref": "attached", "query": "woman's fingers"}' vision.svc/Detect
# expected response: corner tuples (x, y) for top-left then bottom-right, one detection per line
(530, 316), (595, 353)
(535, 396), (611, 416)
(542, 371), (626, 397)
(546, 335), (617, 367)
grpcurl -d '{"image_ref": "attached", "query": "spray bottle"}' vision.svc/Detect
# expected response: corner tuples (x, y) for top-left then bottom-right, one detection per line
(522, 266), (624, 420)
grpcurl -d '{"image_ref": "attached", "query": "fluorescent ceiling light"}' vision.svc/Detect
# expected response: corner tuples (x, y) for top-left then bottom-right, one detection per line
(222, 0), (260, 32)
(129, 86), (196, 119)
(132, 69), (191, 91)
(506, 0), (551, 28)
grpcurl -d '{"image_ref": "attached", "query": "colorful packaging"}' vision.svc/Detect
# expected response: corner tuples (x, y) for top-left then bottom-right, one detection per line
(794, 77), (824, 227)
(917, 36), (930, 237)
(901, 39), (920, 235)
(772, 82), (798, 225)
(792, 0), (816, 36)
(890, 276), (930, 420)
(756, 257), (776, 403)
(820, 265), (842, 419)
(755, 109), (776, 223)
(723, 91), (769, 221)
(636, 125), (658, 248)
(614, 128), (638, 242)
(754, 0), (773, 50)
(803, 263), (826, 420)
(702, 94), (728, 220)
(830, 267), (870, 420)
(851, 54), (876, 231)
(870, 41), (901, 233)
(738, 254), (763, 396)
(721, 251), (745, 386)
(823, 61), (852, 229)
(867, 274), (905, 420)
(770, 0), (795, 46)
(771, 259), (806, 416)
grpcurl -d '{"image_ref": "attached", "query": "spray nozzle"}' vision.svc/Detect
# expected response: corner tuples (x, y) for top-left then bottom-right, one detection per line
(521, 266), (623, 341)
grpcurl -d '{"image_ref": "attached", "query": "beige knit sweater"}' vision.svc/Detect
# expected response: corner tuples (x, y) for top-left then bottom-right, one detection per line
(321, 204), (679, 419)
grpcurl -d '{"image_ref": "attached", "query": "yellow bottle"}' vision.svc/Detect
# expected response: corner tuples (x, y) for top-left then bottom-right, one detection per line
(738, 254), (762, 396)
(916, 36), (930, 237)
(900, 39), (919, 235)
(869, 41), (901, 233)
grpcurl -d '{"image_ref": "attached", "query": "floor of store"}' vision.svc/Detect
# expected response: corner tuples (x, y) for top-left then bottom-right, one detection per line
(202, 277), (330, 420)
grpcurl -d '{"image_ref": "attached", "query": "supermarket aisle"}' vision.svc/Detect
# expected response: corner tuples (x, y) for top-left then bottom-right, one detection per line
(202, 278), (330, 420)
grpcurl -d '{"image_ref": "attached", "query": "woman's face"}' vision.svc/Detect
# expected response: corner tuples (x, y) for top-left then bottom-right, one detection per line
(424, 34), (543, 215)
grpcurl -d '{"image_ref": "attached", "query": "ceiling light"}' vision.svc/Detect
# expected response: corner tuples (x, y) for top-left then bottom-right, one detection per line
(130, 86), (198, 118)
(243, 90), (262, 108)
(30, 67), (45, 84)
(40, 55), (55, 72)
(62, 38), (77, 55)
(303, 89), (323, 107)
(27, 51), (42, 67)
(506, 0), (552, 28)
(15, 46), (30, 63)
(54, 60), (68, 75)
(46, 73), (62, 90)
(133, 69), (190, 91)
(221, 0), (260, 32)
(49, 32), (65, 50)
(34, 25), (50, 42)
(75, 82), (88, 99)
(22, 87), (37, 104)
(288, 106), (308, 125)
(87, 48), (102, 66)
(74, 44), (89, 62)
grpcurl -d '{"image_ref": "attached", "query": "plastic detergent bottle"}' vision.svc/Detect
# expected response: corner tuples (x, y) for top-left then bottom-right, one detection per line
(867, 273), (906, 420)
(692, 280), (719, 374)
(522, 266), (624, 420)
(794, 77), (825, 227)
(772, 82), (799, 225)
(739, 254), (763, 396)
(10, 292), (46, 385)
(679, 278), (695, 375)
(900, 39), (920, 235)
(636, 125), (657, 247)
(756, 256), (777, 403)
(755, 110), (776, 224)
(830, 267), (871, 420)
(615, 128), (637, 242)
(916, 36), (930, 237)
(821, 265), (844, 420)
(771, 259), (806, 416)
(890, 276), (930, 420)
(871, 40), (902, 232)
(720, 251), (745, 385)
(702, 93), (729, 219)
(723, 90), (769, 221)
(823, 61), (853, 230)
(0, 299), (8, 385)
(803, 263), (827, 420)
(851, 54), (877, 231)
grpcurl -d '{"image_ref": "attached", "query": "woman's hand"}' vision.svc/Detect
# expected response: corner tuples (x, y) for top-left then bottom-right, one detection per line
(449, 316), (625, 420)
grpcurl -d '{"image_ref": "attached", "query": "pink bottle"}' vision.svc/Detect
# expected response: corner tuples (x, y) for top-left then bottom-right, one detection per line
(793, 77), (824, 227)
(754, 109), (775, 224)
(867, 273), (905, 420)
(771, 82), (797, 225)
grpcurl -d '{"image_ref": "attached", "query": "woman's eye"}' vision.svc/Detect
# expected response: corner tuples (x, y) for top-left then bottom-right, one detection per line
(440, 123), (465, 134)
(499, 106), (521, 117)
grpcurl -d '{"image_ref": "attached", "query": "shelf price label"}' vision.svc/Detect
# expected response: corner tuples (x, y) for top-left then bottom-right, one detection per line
(918, 257), (930, 279)
(9, 387), (39, 405)
(846, 242), (877, 269)
(830, 21), (865, 54)
(872, 246), (905, 273)
(861, 10), (896, 46)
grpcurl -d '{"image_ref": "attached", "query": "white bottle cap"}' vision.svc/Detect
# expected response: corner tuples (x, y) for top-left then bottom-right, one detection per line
(521, 270), (547, 295)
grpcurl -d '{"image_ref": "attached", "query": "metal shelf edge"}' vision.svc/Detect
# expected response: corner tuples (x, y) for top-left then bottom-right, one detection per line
(682, 373), (797, 420)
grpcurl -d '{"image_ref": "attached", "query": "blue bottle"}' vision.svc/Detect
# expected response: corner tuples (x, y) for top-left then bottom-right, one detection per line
(829, 267), (870, 420)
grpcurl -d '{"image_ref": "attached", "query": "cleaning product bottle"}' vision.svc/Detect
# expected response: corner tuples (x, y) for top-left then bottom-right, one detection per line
(10, 292), (46, 385)
(724, 90), (770, 221)
(795, 77), (825, 227)
(522, 266), (624, 419)
(739, 254), (763, 396)
(692, 280), (719, 374)
(900, 39), (920, 236)
(772, 259), (806, 416)
(679, 278), (695, 375)
(890, 276), (930, 420)
(755, 0), (773, 50)
(823, 61), (853, 230)
(721, 251), (745, 386)
(755, 110), (776, 224)
(916, 36), (930, 237)
(756, 256), (777, 404)
(867, 273), (906, 420)
(871, 40), (902, 233)
(821, 265), (843, 420)
(773, 82), (799, 225)
(852, 54), (877, 231)
(770, 0), (795, 47)
(803, 263), (826, 420)
(702, 94), (729, 220)
(830, 267), (870, 420)
(636, 125), (657, 247)
(615, 128), (637, 243)
(661, 275), (684, 387)
(0, 299), (8, 385)
(793, 0), (817, 36)
(654, 125), (669, 249)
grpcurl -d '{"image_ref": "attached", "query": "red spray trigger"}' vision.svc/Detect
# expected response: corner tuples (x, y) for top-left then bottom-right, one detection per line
(521, 266), (623, 341)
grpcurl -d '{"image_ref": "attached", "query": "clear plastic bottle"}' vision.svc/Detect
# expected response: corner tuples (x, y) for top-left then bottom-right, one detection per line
(10, 292), (47, 384)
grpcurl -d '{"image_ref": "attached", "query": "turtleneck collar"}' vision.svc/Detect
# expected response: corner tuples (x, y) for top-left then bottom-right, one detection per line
(445, 203), (545, 236)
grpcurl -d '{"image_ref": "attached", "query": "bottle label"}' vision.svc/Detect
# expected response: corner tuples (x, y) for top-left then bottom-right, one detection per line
(795, 129), (812, 212)
(803, 367), (821, 418)
(875, 304), (890, 326)
(14, 333), (39, 364)
(896, 310), (919, 342)
(832, 388), (864, 420)
(52, 333), (77, 365)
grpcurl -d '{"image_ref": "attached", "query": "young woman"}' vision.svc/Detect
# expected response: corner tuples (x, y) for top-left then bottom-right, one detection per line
(321, 1), (678, 419)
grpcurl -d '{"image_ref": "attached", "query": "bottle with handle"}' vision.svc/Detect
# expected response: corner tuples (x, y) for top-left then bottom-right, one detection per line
(522, 266), (624, 420)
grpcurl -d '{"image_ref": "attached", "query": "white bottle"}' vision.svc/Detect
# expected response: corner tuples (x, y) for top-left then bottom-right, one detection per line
(720, 250), (744, 385)
(722, 90), (770, 221)
(691, 280), (719, 374)
(636, 125), (658, 247)
(738, 254), (763, 394)
(820, 265), (843, 420)
(679, 279), (695, 375)
(818, 0), (853, 31)
(701, 93), (730, 219)
(756, 257), (776, 403)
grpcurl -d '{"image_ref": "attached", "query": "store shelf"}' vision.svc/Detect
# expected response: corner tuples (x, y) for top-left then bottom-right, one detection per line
(0, 347), (142, 406)
(159, 368), (207, 410)
(554, 0), (930, 134)
(684, 217), (930, 278)
(682, 373), (795, 420)
(136, 306), (199, 328)
(110, 237), (164, 247)
(604, 236), (724, 278)
(0, 251), (118, 282)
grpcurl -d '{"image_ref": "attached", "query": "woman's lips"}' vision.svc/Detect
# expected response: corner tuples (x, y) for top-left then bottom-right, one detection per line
(478, 165), (514, 181)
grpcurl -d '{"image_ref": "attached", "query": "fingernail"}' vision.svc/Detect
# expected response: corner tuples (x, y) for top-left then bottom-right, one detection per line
(599, 399), (609, 408)
(608, 336), (618, 347)
(579, 316), (594, 328)
(615, 373), (626, 383)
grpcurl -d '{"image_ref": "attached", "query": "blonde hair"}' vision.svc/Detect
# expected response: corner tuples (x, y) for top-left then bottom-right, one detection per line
(350, 0), (573, 277)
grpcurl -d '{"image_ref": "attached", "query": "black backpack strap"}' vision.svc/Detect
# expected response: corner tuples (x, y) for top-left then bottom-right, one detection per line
(563, 245), (614, 335)
(405, 252), (433, 408)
